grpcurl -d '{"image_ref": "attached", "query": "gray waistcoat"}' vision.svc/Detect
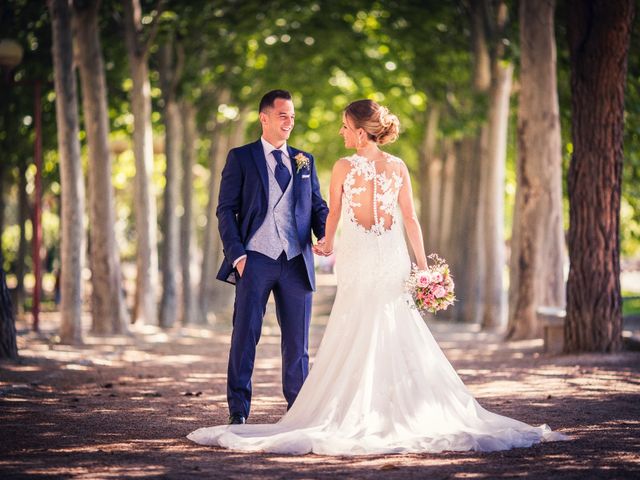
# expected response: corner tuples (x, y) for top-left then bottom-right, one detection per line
(246, 168), (302, 260)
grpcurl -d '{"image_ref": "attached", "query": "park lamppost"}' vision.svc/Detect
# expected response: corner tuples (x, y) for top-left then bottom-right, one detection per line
(0, 38), (44, 332)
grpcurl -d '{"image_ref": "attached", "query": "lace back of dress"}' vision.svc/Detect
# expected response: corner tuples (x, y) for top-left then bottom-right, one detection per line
(343, 154), (404, 235)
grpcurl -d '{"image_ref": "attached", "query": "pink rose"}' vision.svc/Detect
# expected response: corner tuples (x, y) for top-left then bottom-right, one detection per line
(417, 273), (430, 287)
(433, 285), (446, 298)
(431, 272), (443, 283)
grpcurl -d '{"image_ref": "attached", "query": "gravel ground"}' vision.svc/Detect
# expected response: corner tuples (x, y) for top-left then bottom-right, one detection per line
(1, 287), (639, 479)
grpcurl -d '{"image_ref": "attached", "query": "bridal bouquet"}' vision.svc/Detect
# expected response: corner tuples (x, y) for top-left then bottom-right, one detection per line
(406, 254), (455, 314)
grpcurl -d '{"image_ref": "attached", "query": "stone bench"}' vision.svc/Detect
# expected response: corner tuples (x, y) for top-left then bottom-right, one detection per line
(537, 306), (566, 354)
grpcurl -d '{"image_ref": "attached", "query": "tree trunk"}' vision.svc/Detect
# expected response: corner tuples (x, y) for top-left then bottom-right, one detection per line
(468, 0), (511, 328)
(0, 163), (5, 242)
(49, 0), (85, 344)
(124, 0), (159, 325)
(442, 138), (468, 322)
(15, 161), (29, 316)
(197, 121), (225, 324)
(438, 138), (456, 257)
(507, 0), (565, 340)
(470, 0), (491, 92)
(198, 109), (249, 323)
(479, 62), (512, 330)
(565, 0), (634, 353)
(448, 134), (485, 324)
(209, 114), (248, 316)
(419, 105), (440, 255)
(73, 0), (129, 335)
(180, 101), (197, 325)
(158, 40), (183, 329)
(0, 251), (18, 359)
(431, 139), (463, 319)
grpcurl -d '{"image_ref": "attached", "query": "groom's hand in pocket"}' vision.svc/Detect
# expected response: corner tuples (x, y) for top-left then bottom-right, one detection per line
(236, 258), (247, 277)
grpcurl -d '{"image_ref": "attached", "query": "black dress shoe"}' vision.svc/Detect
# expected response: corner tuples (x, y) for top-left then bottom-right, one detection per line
(228, 414), (246, 425)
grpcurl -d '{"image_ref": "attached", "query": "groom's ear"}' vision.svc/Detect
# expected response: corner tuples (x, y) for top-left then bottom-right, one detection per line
(259, 110), (268, 126)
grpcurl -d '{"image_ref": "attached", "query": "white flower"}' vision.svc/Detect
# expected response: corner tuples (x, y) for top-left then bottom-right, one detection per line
(294, 153), (310, 173)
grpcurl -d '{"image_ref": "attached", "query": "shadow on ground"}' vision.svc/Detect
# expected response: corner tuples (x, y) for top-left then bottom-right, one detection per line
(1, 286), (639, 479)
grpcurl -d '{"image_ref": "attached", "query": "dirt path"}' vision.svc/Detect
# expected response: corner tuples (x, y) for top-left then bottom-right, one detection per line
(1, 285), (639, 479)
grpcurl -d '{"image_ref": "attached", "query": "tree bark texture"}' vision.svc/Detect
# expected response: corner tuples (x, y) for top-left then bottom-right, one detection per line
(565, 0), (634, 352)
(49, 0), (85, 344)
(15, 161), (29, 315)
(198, 122), (224, 324)
(507, 0), (565, 340)
(210, 115), (248, 315)
(466, 0), (510, 328)
(158, 40), (183, 329)
(73, 0), (129, 334)
(180, 101), (196, 325)
(124, 0), (159, 325)
(419, 105), (440, 256)
(438, 139), (456, 258)
(480, 62), (513, 329)
(470, 0), (491, 92)
(0, 164), (5, 241)
(448, 134), (485, 324)
(0, 252), (18, 359)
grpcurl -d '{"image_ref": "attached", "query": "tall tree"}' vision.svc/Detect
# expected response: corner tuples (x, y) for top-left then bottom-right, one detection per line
(507, 0), (565, 340)
(49, 0), (85, 344)
(207, 112), (248, 317)
(73, 0), (129, 334)
(0, 252), (18, 359)
(123, 0), (161, 325)
(197, 119), (225, 325)
(451, 135), (485, 325)
(481, 59), (512, 329)
(419, 105), (441, 256)
(180, 100), (196, 325)
(15, 161), (29, 316)
(565, 0), (635, 352)
(0, 163), (5, 238)
(465, 0), (513, 328)
(438, 139), (456, 258)
(158, 36), (184, 328)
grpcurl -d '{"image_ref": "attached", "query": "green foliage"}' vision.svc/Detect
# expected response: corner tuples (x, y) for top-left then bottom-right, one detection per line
(1, 0), (639, 275)
(623, 292), (640, 317)
(621, 16), (640, 256)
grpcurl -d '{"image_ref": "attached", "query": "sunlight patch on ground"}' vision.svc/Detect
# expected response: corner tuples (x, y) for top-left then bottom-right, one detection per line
(1, 397), (30, 403)
(20, 455), (167, 477)
(64, 363), (92, 371)
(143, 354), (206, 365)
(1, 364), (43, 372)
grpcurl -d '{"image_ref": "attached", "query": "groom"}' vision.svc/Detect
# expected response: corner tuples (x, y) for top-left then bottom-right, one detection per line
(216, 89), (329, 424)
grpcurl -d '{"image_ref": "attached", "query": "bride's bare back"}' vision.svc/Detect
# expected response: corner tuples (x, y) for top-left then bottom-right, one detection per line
(341, 153), (405, 235)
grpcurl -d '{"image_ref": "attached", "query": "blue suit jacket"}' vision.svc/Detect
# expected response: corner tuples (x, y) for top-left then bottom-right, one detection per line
(216, 139), (329, 290)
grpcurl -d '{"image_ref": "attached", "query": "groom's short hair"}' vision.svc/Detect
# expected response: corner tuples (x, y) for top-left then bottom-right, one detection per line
(259, 89), (292, 113)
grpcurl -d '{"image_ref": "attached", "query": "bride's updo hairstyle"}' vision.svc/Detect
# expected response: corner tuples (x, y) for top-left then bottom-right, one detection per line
(344, 99), (400, 145)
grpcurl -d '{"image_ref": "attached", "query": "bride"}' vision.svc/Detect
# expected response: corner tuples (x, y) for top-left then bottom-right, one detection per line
(187, 99), (568, 455)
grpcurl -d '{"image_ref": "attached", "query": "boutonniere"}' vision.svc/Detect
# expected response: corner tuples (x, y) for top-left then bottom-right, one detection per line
(294, 152), (310, 173)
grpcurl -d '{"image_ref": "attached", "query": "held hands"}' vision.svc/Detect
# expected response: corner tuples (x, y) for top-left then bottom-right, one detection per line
(313, 237), (333, 257)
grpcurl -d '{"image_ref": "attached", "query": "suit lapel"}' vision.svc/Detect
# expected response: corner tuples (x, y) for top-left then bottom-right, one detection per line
(288, 146), (301, 207)
(251, 140), (269, 200)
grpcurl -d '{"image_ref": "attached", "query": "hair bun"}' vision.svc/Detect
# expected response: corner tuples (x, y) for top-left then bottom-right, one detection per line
(344, 99), (401, 145)
(376, 109), (399, 145)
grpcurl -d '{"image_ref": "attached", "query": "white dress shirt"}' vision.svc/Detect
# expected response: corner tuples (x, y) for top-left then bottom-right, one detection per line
(261, 137), (292, 175)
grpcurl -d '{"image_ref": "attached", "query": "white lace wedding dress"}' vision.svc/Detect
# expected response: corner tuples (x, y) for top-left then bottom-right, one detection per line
(188, 153), (567, 455)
